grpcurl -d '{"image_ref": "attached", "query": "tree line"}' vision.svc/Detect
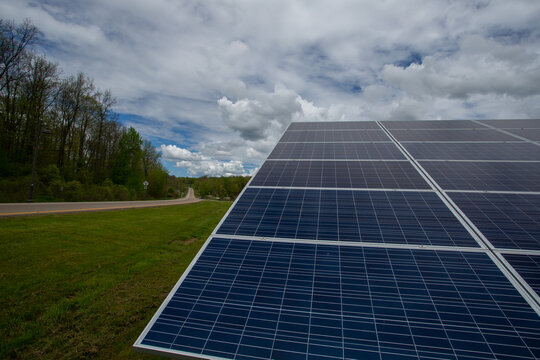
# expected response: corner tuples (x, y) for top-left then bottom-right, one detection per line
(168, 176), (250, 200)
(0, 19), (168, 202)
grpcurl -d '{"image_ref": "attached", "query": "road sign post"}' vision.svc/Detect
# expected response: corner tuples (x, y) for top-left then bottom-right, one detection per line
(143, 180), (149, 200)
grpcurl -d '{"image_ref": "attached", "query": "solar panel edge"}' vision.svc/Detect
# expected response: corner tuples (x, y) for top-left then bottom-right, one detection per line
(489, 251), (540, 315)
(134, 340), (230, 360)
(207, 233), (490, 253)
(503, 253), (540, 298)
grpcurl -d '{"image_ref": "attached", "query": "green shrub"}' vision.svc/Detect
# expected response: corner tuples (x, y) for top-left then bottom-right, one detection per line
(147, 168), (168, 199)
(63, 180), (83, 201)
(112, 185), (130, 201)
(0, 176), (32, 202)
(76, 168), (94, 185)
(167, 187), (177, 199)
(38, 164), (61, 186)
(49, 179), (65, 200)
(82, 184), (111, 201)
(102, 178), (114, 188)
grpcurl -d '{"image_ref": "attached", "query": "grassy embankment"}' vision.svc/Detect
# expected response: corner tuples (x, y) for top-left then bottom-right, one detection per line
(0, 201), (231, 359)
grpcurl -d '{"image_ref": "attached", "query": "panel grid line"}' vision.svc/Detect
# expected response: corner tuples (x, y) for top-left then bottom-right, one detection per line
(474, 119), (540, 146)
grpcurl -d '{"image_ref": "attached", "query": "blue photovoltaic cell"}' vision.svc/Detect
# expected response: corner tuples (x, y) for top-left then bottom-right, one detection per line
(288, 121), (381, 130)
(280, 130), (390, 142)
(388, 129), (516, 142)
(504, 129), (540, 141)
(268, 142), (405, 160)
(403, 142), (540, 160)
(280, 130), (391, 142)
(478, 119), (540, 129)
(449, 192), (540, 250)
(217, 188), (478, 247)
(504, 254), (540, 297)
(419, 161), (540, 192)
(251, 160), (430, 189)
(382, 120), (479, 129)
(140, 238), (540, 360)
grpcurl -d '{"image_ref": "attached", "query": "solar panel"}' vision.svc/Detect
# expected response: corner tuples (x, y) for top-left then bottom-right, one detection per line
(419, 161), (540, 192)
(478, 119), (540, 129)
(388, 129), (517, 142)
(503, 254), (540, 297)
(288, 121), (381, 130)
(403, 142), (540, 160)
(280, 130), (390, 142)
(381, 120), (479, 129)
(449, 192), (540, 250)
(268, 142), (405, 160)
(503, 129), (540, 141)
(135, 119), (540, 360)
(217, 188), (479, 247)
(137, 238), (540, 360)
(251, 160), (430, 189)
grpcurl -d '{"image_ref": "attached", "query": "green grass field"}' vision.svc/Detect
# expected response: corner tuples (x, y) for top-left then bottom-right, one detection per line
(0, 201), (231, 359)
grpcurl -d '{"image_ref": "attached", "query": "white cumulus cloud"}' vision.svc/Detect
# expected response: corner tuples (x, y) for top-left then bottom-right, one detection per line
(218, 85), (302, 141)
(160, 145), (208, 161)
(160, 144), (250, 177)
(176, 160), (248, 177)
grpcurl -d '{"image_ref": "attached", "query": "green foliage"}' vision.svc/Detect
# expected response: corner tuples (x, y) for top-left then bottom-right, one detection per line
(82, 184), (112, 201)
(147, 168), (168, 199)
(166, 187), (178, 199)
(0, 151), (17, 177)
(75, 168), (94, 185)
(62, 181), (83, 201)
(192, 176), (250, 200)
(38, 164), (61, 186)
(49, 179), (65, 199)
(112, 185), (130, 201)
(0, 201), (231, 359)
(0, 177), (30, 202)
(164, 175), (249, 200)
(111, 127), (143, 190)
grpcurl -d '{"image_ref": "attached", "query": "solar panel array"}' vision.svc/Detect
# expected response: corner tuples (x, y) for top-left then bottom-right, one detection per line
(135, 119), (540, 360)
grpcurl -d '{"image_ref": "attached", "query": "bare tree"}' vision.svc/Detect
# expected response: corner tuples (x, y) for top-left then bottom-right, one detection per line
(1, 19), (39, 156)
(55, 73), (93, 170)
(88, 89), (116, 181)
(19, 55), (58, 160)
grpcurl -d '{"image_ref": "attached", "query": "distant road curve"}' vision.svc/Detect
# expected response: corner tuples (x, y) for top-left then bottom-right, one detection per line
(0, 188), (201, 217)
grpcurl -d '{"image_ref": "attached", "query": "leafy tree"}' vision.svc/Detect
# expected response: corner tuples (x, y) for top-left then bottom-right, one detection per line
(147, 167), (168, 199)
(111, 127), (143, 192)
(141, 139), (160, 178)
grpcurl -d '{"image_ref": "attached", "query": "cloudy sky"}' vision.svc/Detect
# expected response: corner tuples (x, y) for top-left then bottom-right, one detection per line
(2, 0), (540, 176)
